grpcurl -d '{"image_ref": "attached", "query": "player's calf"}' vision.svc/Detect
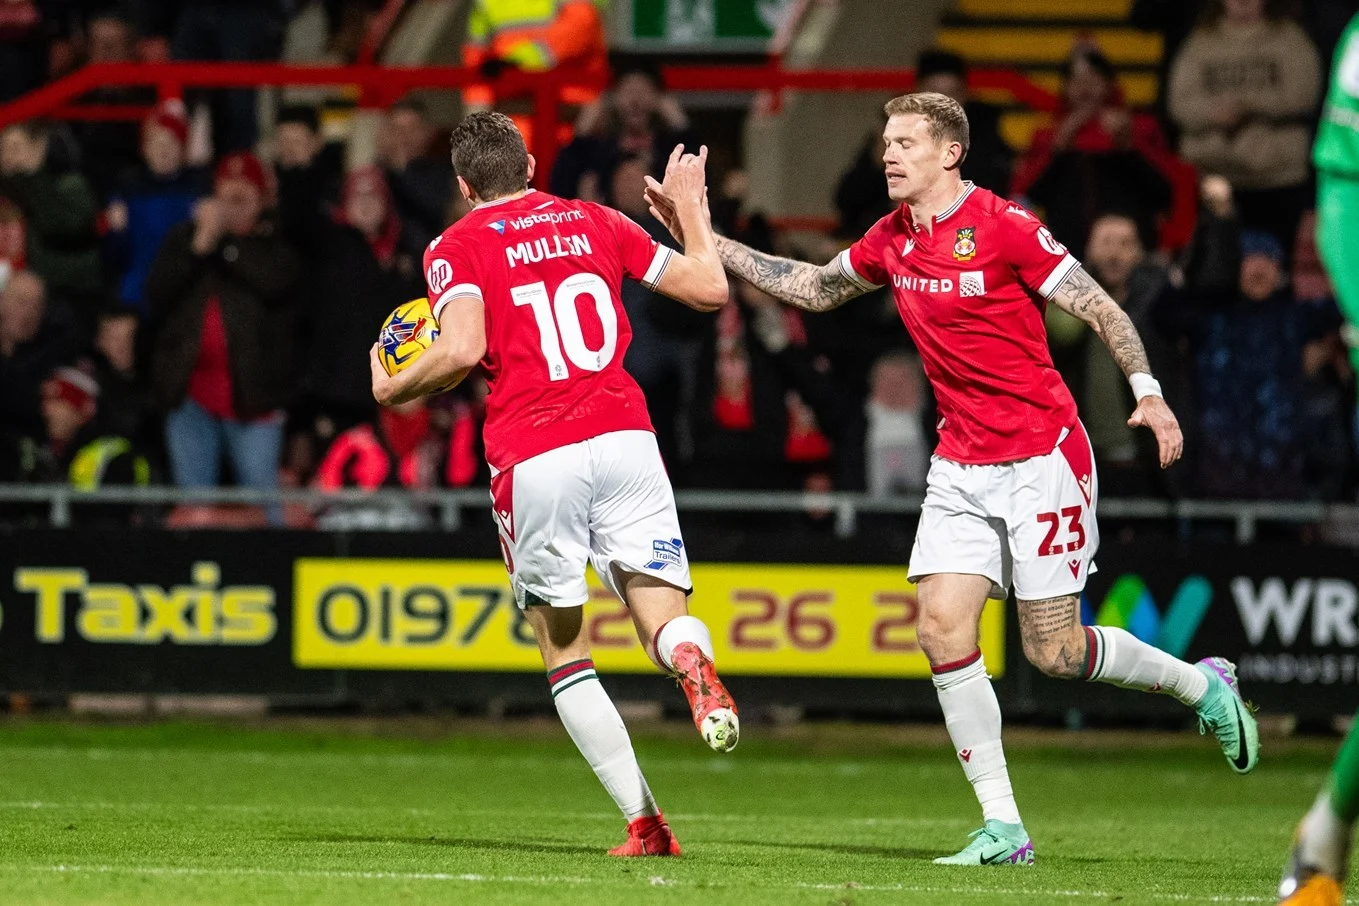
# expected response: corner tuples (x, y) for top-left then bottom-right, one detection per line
(1016, 595), (1087, 680)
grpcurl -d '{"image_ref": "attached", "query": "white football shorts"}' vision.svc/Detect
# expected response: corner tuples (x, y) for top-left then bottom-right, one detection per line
(907, 422), (1100, 601)
(490, 430), (692, 608)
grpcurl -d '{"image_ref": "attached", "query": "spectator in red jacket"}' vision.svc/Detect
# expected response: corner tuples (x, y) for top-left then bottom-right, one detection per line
(1012, 46), (1175, 257)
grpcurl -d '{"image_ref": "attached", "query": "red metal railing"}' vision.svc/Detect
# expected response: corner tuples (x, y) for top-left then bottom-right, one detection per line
(0, 61), (1058, 188)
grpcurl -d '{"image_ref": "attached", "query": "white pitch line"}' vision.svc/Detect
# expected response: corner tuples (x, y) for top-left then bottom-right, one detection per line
(0, 864), (1275, 902)
(0, 801), (975, 827)
(798, 883), (1272, 903)
(0, 745), (920, 775)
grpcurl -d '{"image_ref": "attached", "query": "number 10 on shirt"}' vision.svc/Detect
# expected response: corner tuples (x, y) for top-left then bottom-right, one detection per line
(511, 273), (618, 381)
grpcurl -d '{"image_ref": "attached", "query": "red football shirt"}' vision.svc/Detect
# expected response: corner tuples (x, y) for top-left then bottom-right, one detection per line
(840, 182), (1080, 465)
(423, 190), (672, 471)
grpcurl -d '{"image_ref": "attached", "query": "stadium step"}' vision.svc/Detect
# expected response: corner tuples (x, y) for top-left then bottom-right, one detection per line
(934, 26), (1161, 66)
(952, 0), (1132, 21)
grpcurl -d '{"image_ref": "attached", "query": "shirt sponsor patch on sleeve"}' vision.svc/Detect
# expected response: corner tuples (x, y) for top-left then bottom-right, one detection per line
(427, 258), (453, 296)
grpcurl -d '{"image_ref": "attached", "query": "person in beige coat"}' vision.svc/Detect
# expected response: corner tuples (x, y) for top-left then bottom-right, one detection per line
(1168, 0), (1321, 252)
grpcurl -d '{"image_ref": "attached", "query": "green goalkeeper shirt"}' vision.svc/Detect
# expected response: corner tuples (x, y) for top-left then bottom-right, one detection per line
(1315, 13), (1359, 179)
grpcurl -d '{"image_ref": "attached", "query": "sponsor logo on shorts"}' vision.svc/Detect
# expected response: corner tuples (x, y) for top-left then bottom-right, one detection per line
(644, 538), (684, 571)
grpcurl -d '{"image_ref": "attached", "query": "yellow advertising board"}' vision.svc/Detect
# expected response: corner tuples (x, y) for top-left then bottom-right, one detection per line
(293, 560), (1005, 678)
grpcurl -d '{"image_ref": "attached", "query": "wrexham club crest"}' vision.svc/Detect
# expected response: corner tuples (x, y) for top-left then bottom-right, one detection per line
(953, 226), (977, 262)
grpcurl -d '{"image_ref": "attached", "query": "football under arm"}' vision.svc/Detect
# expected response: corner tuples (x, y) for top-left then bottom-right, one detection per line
(713, 235), (869, 313)
(1047, 263), (1153, 380)
(375, 296), (486, 406)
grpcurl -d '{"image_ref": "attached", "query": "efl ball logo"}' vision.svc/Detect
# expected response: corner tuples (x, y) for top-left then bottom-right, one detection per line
(377, 297), (446, 384)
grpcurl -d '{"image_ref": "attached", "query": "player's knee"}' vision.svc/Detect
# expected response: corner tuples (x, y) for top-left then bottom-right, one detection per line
(916, 609), (973, 664)
(1022, 632), (1084, 679)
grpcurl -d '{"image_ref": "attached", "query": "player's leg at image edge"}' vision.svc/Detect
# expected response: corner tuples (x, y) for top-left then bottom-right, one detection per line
(1279, 711), (1359, 905)
(928, 590), (1259, 867)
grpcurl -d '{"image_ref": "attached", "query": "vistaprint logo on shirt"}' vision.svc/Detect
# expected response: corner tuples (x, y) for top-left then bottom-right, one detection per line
(488, 219), (506, 234)
(506, 210), (586, 231)
(1089, 574), (1213, 658)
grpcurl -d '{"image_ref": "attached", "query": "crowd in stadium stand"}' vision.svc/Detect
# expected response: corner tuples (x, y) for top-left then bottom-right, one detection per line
(0, 0), (1356, 527)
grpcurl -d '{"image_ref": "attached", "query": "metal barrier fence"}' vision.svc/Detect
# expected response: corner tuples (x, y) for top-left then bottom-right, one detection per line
(3, 483), (1356, 544)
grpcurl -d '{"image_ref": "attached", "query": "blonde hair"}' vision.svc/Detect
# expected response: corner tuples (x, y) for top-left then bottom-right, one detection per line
(884, 92), (970, 160)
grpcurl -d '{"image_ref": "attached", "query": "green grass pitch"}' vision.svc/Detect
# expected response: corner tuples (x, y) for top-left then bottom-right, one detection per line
(0, 715), (1335, 905)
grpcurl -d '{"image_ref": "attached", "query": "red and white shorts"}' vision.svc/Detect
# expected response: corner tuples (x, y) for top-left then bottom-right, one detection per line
(907, 423), (1099, 601)
(490, 430), (691, 609)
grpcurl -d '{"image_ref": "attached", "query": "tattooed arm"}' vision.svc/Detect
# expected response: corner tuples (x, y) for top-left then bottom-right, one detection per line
(1049, 264), (1185, 468)
(1048, 264), (1151, 378)
(643, 174), (867, 313)
(712, 235), (867, 313)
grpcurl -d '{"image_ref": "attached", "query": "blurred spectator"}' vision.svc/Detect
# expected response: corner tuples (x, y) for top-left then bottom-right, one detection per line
(1012, 48), (1173, 258)
(377, 98), (453, 257)
(1190, 230), (1308, 498)
(1297, 302), (1355, 500)
(171, 0), (287, 152)
(292, 165), (421, 445)
(88, 305), (149, 445)
(12, 366), (150, 489)
(104, 102), (209, 319)
(462, 0), (607, 110)
(864, 353), (929, 496)
(610, 154), (709, 471)
(834, 120), (893, 239)
(1168, 0), (1321, 252)
(312, 397), (456, 530)
(274, 104), (342, 238)
(0, 269), (73, 441)
(146, 151), (301, 504)
(0, 119), (102, 309)
(0, 195), (23, 285)
(1079, 211), (1187, 495)
(73, 10), (155, 198)
(689, 280), (841, 492)
(0, 0), (62, 102)
(550, 64), (698, 203)
(914, 49), (1014, 195)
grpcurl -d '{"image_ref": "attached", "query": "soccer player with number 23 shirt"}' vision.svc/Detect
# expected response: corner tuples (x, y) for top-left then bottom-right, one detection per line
(370, 112), (736, 857)
(648, 92), (1261, 866)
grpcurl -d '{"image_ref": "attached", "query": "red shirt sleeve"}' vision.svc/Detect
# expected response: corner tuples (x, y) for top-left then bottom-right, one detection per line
(999, 203), (1080, 300)
(839, 213), (893, 290)
(599, 205), (672, 288)
(423, 234), (484, 323)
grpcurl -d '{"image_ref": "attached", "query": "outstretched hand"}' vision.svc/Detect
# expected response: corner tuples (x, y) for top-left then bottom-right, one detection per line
(643, 143), (711, 246)
(1128, 395), (1184, 469)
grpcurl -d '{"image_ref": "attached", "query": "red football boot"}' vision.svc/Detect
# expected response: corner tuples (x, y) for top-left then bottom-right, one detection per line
(608, 813), (682, 857)
(669, 642), (740, 753)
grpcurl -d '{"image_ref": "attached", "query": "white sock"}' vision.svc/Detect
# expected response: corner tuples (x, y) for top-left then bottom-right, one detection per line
(1083, 626), (1209, 706)
(1299, 791), (1352, 877)
(548, 659), (659, 820)
(932, 651), (1022, 826)
(652, 615), (715, 671)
